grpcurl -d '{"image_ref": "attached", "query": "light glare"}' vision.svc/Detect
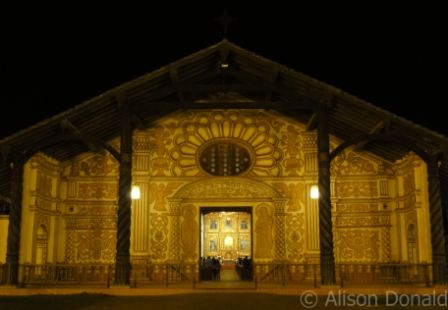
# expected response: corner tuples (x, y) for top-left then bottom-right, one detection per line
(310, 185), (319, 200)
(131, 185), (141, 200)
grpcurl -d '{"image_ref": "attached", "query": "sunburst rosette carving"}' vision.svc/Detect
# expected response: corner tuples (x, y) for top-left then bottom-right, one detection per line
(170, 110), (283, 177)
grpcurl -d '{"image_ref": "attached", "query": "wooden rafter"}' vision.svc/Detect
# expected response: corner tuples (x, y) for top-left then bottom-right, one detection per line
(0, 39), (447, 193)
(353, 118), (389, 151)
(306, 112), (317, 131)
(131, 114), (146, 130)
(169, 68), (185, 103)
(60, 119), (99, 152)
(265, 69), (279, 101)
(130, 69), (221, 107)
(227, 68), (317, 105)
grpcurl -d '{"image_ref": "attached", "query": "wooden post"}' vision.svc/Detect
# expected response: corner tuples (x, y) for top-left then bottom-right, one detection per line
(317, 103), (336, 285)
(114, 106), (133, 285)
(438, 153), (448, 270)
(427, 156), (448, 284)
(5, 157), (24, 285)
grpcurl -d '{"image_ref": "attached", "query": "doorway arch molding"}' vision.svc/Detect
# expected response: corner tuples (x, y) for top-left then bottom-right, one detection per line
(168, 177), (288, 263)
(172, 177), (283, 201)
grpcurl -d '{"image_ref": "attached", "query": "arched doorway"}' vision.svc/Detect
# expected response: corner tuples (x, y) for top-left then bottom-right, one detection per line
(200, 206), (252, 281)
(170, 177), (286, 282)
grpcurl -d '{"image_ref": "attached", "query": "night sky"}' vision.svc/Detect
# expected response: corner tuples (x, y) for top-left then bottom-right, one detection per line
(1, 6), (447, 139)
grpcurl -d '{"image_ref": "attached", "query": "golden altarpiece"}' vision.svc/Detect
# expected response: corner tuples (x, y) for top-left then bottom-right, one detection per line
(0, 40), (446, 286)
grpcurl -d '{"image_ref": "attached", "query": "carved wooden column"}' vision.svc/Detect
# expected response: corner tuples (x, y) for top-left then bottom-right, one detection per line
(317, 103), (336, 285)
(439, 153), (448, 268)
(168, 199), (182, 262)
(273, 198), (287, 261)
(427, 156), (448, 284)
(114, 106), (133, 285)
(5, 157), (25, 285)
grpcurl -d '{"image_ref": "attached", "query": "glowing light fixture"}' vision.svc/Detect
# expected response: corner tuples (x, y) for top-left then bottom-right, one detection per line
(224, 236), (233, 247)
(131, 185), (141, 200)
(221, 63), (229, 68)
(310, 185), (319, 200)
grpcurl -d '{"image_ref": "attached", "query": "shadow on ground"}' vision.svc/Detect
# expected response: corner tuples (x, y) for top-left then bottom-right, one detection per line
(1, 293), (297, 310)
(1, 292), (447, 309)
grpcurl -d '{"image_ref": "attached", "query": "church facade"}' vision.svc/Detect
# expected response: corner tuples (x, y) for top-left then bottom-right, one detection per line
(0, 40), (447, 287)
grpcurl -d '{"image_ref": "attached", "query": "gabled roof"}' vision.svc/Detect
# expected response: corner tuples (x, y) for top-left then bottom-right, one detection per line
(1, 39), (447, 196)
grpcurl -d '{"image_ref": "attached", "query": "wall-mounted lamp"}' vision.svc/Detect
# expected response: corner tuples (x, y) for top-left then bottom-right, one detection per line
(131, 185), (141, 200)
(310, 185), (319, 200)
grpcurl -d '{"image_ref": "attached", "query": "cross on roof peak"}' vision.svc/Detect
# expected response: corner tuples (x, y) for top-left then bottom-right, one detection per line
(214, 10), (237, 39)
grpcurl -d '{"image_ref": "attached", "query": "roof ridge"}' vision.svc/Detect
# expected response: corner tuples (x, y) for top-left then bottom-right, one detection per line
(2, 39), (447, 150)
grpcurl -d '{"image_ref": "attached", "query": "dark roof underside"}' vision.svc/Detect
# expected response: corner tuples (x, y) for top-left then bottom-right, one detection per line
(1, 40), (447, 196)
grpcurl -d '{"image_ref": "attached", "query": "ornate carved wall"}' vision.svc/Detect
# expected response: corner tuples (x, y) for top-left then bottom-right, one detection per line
(18, 109), (433, 269)
(331, 148), (432, 264)
(331, 149), (394, 263)
(392, 153), (432, 263)
(20, 153), (61, 264)
(61, 151), (118, 264)
(139, 110), (308, 263)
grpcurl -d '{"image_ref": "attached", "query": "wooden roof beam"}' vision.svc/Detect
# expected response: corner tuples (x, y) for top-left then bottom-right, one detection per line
(219, 46), (231, 88)
(229, 66), (327, 104)
(353, 118), (390, 151)
(131, 69), (222, 107)
(265, 70), (279, 101)
(227, 68), (315, 109)
(169, 68), (185, 104)
(219, 45), (230, 65)
(303, 93), (333, 131)
(190, 100), (282, 109)
(131, 82), (314, 111)
(0, 144), (11, 164)
(178, 83), (283, 93)
(135, 98), (314, 119)
(131, 114), (146, 130)
(60, 119), (99, 153)
(135, 100), (285, 111)
(306, 112), (317, 131)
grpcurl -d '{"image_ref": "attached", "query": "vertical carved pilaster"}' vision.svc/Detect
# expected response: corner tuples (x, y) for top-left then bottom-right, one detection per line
(5, 158), (24, 285)
(168, 199), (182, 262)
(306, 184), (320, 251)
(132, 182), (149, 253)
(114, 105), (133, 286)
(273, 198), (287, 261)
(317, 103), (336, 285)
(427, 156), (447, 284)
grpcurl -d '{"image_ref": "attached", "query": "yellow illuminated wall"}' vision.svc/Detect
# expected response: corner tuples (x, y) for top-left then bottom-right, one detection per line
(0, 215), (8, 263)
(13, 109), (433, 267)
